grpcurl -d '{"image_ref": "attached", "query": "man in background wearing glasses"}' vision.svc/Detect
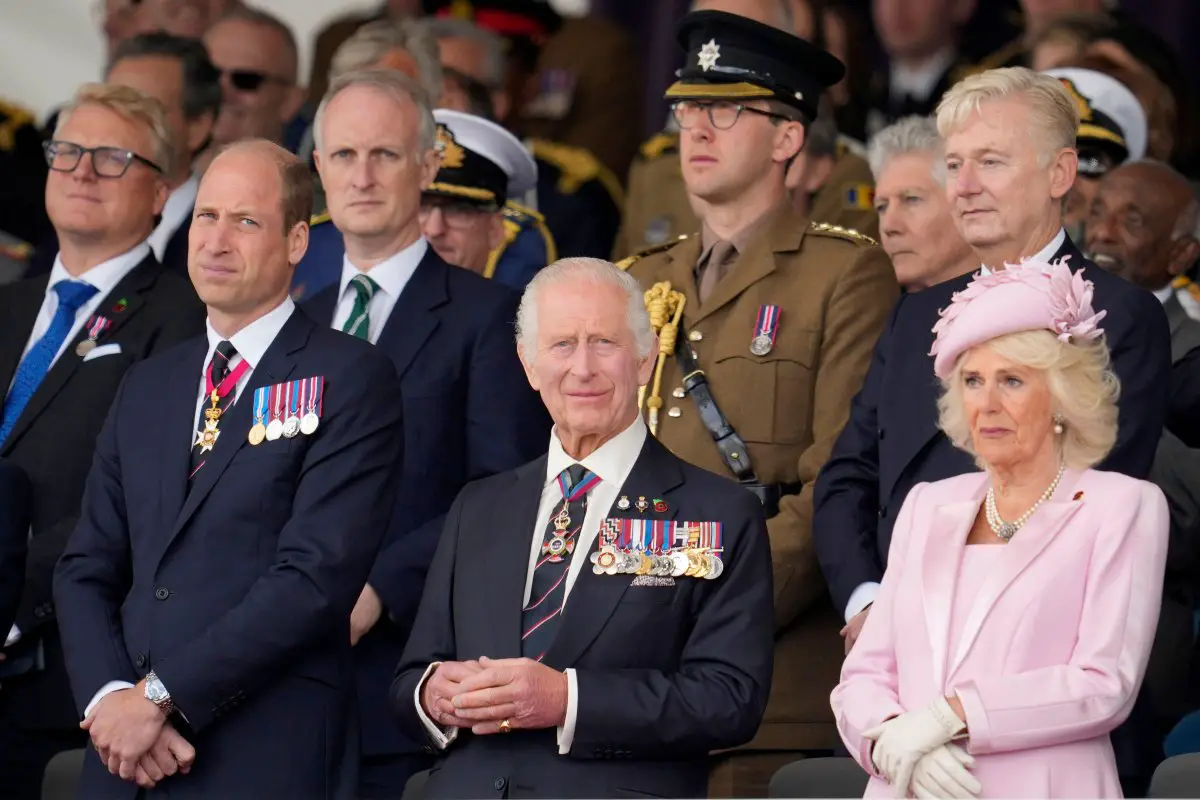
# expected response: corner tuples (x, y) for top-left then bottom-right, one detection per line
(619, 9), (898, 797)
(0, 82), (203, 800)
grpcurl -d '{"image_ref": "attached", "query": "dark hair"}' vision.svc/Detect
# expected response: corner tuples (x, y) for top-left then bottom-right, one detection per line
(108, 32), (221, 122)
(211, 5), (299, 83)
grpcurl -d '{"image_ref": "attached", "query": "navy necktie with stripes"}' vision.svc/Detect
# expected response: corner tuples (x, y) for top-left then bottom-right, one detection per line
(522, 464), (599, 661)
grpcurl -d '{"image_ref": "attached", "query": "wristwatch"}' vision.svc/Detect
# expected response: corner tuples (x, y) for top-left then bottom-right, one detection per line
(144, 671), (174, 718)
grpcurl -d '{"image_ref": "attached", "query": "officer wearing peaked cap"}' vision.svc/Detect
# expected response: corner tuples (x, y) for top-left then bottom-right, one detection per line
(620, 11), (898, 796)
(423, 108), (555, 290)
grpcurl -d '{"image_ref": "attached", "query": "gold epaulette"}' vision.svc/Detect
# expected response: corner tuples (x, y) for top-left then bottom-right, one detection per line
(530, 138), (625, 206)
(310, 210), (331, 226)
(502, 200), (546, 224)
(808, 221), (878, 247)
(0, 98), (35, 152)
(639, 132), (679, 161)
(615, 234), (690, 271)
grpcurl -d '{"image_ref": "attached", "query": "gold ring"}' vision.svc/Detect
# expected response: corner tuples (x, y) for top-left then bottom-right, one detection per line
(499, 719), (512, 733)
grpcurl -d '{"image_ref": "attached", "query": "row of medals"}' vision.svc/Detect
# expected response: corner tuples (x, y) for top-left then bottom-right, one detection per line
(589, 538), (725, 580)
(247, 410), (319, 446)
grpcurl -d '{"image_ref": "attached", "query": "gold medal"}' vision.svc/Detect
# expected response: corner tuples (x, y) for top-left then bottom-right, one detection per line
(247, 423), (267, 446)
(76, 339), (96, 357)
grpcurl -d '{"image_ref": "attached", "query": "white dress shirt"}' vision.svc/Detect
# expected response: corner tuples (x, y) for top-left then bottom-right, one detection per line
(7, 242), (151, 396)
(83, 297), (296, 718)
(1154, 285), (1174, 305)
(147, 174), (199, 262)
(844, 228), (1071, 622)
(414, 416), (648, 754)
(331, 238), (427, 344)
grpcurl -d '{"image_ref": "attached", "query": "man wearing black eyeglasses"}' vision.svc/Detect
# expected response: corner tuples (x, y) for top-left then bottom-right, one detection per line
(0, 82), (203, 800)
(199, 6), (304, 172)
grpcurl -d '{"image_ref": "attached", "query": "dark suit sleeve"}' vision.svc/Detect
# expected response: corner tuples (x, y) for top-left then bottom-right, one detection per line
(140, 353), (403, 732)
(1168, 345), (1200, 449)
(389, 491), (465, 741)
(0, 459), (31, 634)
(366, 294), (547, 618)
(569, 490), (774, 757)
(52, 376), (141, 708)
(1100, 289), (1171, 478)
(812, 299), (901, 616)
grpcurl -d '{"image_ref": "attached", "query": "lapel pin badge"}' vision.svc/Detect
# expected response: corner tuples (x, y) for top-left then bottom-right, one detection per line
(653, 498), (668, 513)
(617, 495), (631, 511)
(635, 496), (649, 513)
(1073, 491), (1084, 501)
(112, 297), (129, 314)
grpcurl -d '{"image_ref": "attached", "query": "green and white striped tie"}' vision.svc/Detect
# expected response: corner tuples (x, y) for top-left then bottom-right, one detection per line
(341, 273), (379, 340)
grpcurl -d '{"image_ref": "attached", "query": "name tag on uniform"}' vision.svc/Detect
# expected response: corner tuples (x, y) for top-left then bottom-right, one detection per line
(590, 518), (725, 580)
(249, 376), (325, 446)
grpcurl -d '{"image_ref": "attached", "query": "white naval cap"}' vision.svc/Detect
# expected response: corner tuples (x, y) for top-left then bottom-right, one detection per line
(431, 109), (538, 203)
(1044, 67), (1148, 167)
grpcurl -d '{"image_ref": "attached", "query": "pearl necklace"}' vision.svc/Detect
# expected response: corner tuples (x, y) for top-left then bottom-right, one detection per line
(984, 463), (1066, 540)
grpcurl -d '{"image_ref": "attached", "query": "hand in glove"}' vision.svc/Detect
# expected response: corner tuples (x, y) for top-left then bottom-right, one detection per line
(863, 696), (966, 798)
(910, 744), (981, 799)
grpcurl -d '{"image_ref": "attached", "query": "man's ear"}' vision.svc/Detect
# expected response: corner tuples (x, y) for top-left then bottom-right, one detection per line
(1167, 236), (1200, 278)
(774, 121), (806, 165)
(287, 221), (309, 266)
(517, 342), (539, 391)
(1048, 147), (1078, 202)
(637, 333), (659, 386)
(420, 148), (440, 191)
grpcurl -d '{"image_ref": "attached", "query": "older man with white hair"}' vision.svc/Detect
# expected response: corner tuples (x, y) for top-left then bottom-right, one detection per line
(391, 257), (774, 799)
(867, 115), (976, 291)
(817, 65), (1172, 796)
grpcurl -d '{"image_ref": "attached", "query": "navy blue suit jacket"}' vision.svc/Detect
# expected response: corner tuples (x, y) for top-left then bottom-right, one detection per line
(391, 434), (774, 799)
(814, 235), (1171, 614)
(0, 458), (31, 635)
(53, 310), (405, 799)
(302, 247), (550, 759)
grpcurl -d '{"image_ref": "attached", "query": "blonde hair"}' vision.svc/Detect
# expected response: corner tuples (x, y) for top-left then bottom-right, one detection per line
(55, 82), (174, 177)
(936, 329), (1119, 470)
(936, 67), (1080, 166)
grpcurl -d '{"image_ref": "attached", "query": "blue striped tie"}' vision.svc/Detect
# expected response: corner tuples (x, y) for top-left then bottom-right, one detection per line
(0, 280), (98, 447)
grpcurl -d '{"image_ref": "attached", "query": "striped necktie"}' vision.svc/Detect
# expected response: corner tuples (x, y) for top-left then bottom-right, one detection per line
(341, 273), (379, 340)
(522, 464), (601, 661)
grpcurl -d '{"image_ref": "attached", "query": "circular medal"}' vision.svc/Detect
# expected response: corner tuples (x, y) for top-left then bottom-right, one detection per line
(685, 551), (702, 578)
(619, 552), (639, 574)
(669, 551), (690, 578)
(705, 554), (724, 580)
(636, 554), (653, 576)
(653, 555), (673, 576)
(265, 419), (284, 441)
(750, 334), (772, 356)
(300, 412), (320, 435)
(247, 423), (267, 446)
(282, 415), (301, 439)
(76, 339), (97, 357)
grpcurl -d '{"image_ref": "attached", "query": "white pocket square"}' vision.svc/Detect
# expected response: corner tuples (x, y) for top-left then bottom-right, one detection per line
(82, 343), (122, 362)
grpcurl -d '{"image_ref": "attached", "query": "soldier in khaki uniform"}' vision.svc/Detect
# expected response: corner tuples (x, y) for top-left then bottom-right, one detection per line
(621, 10), (898, 798)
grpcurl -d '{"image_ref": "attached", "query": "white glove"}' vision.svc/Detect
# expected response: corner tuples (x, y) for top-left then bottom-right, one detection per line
(863, 697), (966, 798)
(910, 744), (981, 799)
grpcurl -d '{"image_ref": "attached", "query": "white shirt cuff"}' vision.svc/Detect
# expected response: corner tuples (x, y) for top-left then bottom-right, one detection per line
(845, 582), (880, 622)
(414, 662), (457, 749)
(84, 680), (136, 718)
(5, 624), (20, 647)
(556, 668), (578, 755)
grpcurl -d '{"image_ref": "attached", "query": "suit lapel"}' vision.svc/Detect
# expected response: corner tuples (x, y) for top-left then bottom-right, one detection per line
(922, 484), (982, 689)
(946, 473), (1086, 679)
(1164, 293), (1190, 338)
(157, 338), (209, 535)
(485, 458), (549, 659)
(375, 251), (448, 380)
(0, 276), (47, 395)
(543, 437), (685, 669)
(163, 311), (312, 553)
(1, 256), (159, 455)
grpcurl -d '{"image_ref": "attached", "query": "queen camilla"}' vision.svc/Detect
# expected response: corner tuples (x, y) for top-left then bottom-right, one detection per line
(830, 259), (1169, 798)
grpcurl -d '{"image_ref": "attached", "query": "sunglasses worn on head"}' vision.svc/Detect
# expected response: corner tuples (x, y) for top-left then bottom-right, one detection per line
(222, 69), (289, 92)
(43, 140), (163, 178)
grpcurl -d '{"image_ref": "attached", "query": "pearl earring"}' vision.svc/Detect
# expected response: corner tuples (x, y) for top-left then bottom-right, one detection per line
(1053, 414), (1065, 435)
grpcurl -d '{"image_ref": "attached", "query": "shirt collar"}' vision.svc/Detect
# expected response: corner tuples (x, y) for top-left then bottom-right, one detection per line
(148, 174), (199, 260)
(979, 228), (1066, 276)
(699, 204), (782, 265)
(890, 47), (957, 102)
(338, 237), (428, 301)
(1153, 285), (1174, 304)
(49, 240), (151, 299)
(545, 414), (647, 490)
(204, 296), (295, 369)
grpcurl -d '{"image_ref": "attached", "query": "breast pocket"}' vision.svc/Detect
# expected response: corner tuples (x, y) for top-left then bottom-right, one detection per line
(709, 327), (820, 444)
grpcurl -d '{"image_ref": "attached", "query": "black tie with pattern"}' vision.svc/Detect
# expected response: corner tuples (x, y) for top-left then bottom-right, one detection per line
(189, 340), (238, 479)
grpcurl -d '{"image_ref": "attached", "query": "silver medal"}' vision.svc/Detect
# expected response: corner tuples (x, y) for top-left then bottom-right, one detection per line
(300, 412), (320, 435)
(750, 334), (773, 356)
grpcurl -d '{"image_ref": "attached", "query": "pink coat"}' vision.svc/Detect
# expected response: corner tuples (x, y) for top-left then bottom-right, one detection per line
(831, 469), (1168, 798)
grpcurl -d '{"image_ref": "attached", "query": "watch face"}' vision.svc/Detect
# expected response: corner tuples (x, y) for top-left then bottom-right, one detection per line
(146, 680), (168, 703)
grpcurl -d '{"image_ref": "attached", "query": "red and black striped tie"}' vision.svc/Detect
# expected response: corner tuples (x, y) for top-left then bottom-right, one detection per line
(522, 464), (600, 661)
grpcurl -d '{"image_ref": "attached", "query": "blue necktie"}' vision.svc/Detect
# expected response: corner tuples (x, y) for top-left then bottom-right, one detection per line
(0, 280), (99, 447)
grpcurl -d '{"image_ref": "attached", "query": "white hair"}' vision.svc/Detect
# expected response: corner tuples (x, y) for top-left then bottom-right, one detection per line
(328, 17), (443, 105)
(868, 115), (945, 184)
(314, 67), (436, 155)
(418, 17), (506, 89)
(516, 258), (654, 361)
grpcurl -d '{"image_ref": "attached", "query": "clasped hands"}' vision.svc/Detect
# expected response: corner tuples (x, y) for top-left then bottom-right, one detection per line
(863, 697), (981, 799)
(422, 656), (567, 735)
(81, 681), (195, 790)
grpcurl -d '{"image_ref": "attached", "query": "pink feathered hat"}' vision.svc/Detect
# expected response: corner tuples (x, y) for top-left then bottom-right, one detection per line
(930, 258), (1107, 380)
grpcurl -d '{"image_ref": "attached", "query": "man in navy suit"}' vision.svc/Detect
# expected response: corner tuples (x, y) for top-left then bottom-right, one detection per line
(0, 458), (31, 635)
(813, 67), (1170, 794)
(53, 139), (405, 799)
(301, 67), (549, 798)
(392, 257), (774, 798)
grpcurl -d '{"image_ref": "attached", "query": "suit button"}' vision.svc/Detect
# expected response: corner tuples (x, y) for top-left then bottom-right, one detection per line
(672, 387), (685, 398)
(493, 777), (507, 791)
(34, 607), (46, 618)
(668, 407), (681, 417)
(135, 653), (146, 668)
(878, 428), (886, 440)
(878, 506), (888, 519)
(154, 587), (170, 601)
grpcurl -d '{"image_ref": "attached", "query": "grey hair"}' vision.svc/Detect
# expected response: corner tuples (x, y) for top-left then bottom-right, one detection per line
(329, 18), (443, 106)
(417, 17), (506, 90)
(516, 258), (654, 361)
(314, 67), (436, 155)
(868, 115), (946, 184)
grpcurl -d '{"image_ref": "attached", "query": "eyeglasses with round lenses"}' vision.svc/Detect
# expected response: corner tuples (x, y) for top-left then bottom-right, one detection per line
(671, 99), (790, 130)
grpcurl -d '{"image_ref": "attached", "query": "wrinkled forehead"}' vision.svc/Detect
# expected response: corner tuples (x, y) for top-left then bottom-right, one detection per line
(536, 281), (631, 335)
